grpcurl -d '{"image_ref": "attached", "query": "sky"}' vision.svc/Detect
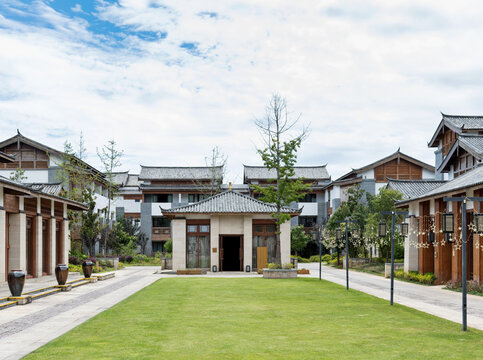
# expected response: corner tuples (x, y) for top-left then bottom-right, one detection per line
(1, 1), (483, 183)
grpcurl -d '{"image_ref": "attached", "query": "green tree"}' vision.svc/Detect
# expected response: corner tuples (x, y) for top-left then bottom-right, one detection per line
(366, 188), (404, 262)
(136, 232), (149, 254)
(9, 167), (27, 182)
(80, 187), (99, 256)
(290, 225), (311, 256)
(164, 238), (173, 253)
(252, 94), (309, 265)
(97, 139), (123, 255)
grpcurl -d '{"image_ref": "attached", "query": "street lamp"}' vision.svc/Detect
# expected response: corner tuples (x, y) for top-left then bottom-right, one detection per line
(442, 213), (454, 233)
(475, 213), (483, 234)
(400, 223), (409, 237)
(378, 222), (387, 238)
(312, 224), (324, 280)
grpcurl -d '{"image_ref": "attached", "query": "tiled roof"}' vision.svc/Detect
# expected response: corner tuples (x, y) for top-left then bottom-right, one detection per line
(387, 179), (447, 200)
(162, 190), (300, 215)
(243, 165), (329, 181)
(442, 113), (483, 130)
(139, 166), (223, 180)
(126, 174), (140, 187)
(458, 135), (483, 158)
(28, 183), (63, 196)
(110, 172), (129, 186)
(0, 151), (14, 163)
(398, 164), (483, 204)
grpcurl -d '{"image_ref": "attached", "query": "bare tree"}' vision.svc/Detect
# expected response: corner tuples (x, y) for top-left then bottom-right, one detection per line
(252, 93), (310, 265)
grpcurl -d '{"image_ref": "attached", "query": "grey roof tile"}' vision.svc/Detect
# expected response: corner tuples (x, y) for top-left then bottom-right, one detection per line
(442, 113), (483, 130)
(139, 166), (223, 180)
(162, 190), (300, 215)
(458, 135), (483, 158)
(27, 183), (63, 196)
(387, 179), (447, 200)
(243, 165), (329, 181)
(398, 164), (483, 204)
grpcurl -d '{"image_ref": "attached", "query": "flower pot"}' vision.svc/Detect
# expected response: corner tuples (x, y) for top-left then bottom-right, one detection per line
(55, 264), (69, 285)
(82, 260), (93, 278)
(8, 270), (26, 297)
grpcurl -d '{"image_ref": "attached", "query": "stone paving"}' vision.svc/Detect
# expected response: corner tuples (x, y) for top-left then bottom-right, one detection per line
(0, 267), (160, 360)
(300, 262), (483, 331)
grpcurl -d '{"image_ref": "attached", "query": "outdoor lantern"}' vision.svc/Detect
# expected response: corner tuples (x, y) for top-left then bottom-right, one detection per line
(212, 265), (217, 272)
(400, 223), (409, 237)
(351, 228), (359, 238)
(336, 228), (342, 241)
(246, 265), (251, 273)
(378, 222), (387, 238)
(475, 213), (483, 234)
(442, 213), (454, 233)
(428, 232), (435, 244)
(446, 233), (453, 243)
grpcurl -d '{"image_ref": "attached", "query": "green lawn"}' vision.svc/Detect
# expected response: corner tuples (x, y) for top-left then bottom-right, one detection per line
(26, 278), (482, 360)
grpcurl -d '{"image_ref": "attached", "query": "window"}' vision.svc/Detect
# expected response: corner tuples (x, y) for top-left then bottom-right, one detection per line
(186, 222), (211, 268)
(252, 222), (277, 269)
(300, 193), (317, 203)
(152, 194), (173, 203)
(135, 199), (140, 203)
(152, 217), (171, 227)
(299, 216), (316, 228)
(188, 194), (210, 202)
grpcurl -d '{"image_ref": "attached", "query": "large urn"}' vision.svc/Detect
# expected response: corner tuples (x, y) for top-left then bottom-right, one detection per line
(8, 270), (26, 297)
(55, 264), (69, 285)
(82, 260), (93, 278)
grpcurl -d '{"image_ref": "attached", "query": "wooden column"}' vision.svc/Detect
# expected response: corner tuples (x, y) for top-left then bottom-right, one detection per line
(35, 197), (43, 278)
(434, 198), (451, 284)
(473, 189), (483, 283)
(62, 203), (69, 265)
(0, 186), (5, 282)
(50, 200), (56, 273)
(452, 201), (462, 282)
(418, 201), (434, 274)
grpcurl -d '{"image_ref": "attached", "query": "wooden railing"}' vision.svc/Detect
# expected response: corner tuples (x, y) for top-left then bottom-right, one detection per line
(152, 227), (171, 241)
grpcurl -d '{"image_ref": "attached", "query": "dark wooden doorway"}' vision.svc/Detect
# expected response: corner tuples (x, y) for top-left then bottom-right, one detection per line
(26, 216), (36, 278)
(56, 220), (63, 265)
(5, 213), (9, 281)
(42, 218), (50, 275)
(219, 235), (243, 271)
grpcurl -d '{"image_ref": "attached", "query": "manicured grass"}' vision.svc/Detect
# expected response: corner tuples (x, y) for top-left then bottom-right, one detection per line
(26, 278), (482, 360)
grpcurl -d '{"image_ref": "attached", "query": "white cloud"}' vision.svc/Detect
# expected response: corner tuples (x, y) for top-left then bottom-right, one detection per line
(1, 0), (483, 181)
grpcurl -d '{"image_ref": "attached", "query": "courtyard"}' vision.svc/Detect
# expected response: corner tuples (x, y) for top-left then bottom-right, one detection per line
(24, 277), (482, 360)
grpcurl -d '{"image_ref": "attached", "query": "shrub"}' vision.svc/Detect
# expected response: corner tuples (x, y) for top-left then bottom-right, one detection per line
(321, 254), (332, 262)
(126, 255), (133, 263)
(69, 256), (81, 265)
(395, 270), (436, 285)
(282, 263), (294, 269)
(446, 280), (483, 294)
(267, 263), (280, 269)
(164, 239), (173, 253)
(134, 254), (149, 263)
(68, 264), (82, 273)
(297, 256), (310, 263)
(118, 255), (126, 262)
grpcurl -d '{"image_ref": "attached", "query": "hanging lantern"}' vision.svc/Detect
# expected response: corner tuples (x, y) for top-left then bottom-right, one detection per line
(475, 213), (483, 234)
(442, 213), (454, 233)
(351, 228), (359, 238)
(400, 223), (409, 237)
(336, 228), (342, 241)
(446, 233), (453, 243)
(378, 222), (387, 238)
(428, 232), (435, 244)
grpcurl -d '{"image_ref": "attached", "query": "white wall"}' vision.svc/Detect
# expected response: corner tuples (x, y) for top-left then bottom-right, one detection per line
(298, 202), (318, 216)
(360, 169), (374, 179)
(219, 216), (244, 234)
(0, 169), (49, 183)
(375, 182), (387, 193)
(172, 219), (186, 270)
(280, 220), (291, 266)
(152, 202), (171, 216)
(422, 168), (434, 179)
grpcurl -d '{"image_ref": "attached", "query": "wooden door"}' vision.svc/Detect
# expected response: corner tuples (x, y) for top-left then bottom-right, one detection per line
(239, 236), (244, 271)
(219, 236), (224, 272)
(5, 214), (9, 281)
(257, 247), (268, 270)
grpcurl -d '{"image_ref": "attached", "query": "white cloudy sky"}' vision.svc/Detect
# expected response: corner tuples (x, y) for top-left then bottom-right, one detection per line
(1, 0), (483, 182)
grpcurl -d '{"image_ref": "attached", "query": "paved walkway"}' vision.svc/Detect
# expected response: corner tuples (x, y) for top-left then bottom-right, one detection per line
(0, 267), (161, 360)
(299, 262), (483, 331)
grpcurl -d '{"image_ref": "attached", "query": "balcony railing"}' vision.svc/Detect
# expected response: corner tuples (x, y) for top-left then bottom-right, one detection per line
(152, 227), (171, 241)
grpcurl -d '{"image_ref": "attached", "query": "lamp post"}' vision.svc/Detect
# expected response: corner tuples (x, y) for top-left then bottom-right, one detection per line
(337, 218), (357, 290)
(379, 210), (408, 306)
(443, 196), (483, 331)
(312, 224), (324, 280)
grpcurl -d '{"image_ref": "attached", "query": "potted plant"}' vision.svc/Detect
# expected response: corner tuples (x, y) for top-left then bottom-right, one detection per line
(82, 260), (93, 278)
(55, 264), (69, 285)
(263, 263), (298, 279)
(8, 269), (26, 297)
